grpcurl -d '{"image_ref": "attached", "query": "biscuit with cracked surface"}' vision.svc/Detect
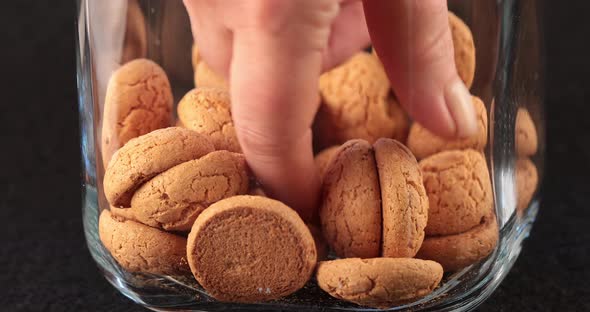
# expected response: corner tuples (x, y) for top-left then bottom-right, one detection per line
(314, 52), (402, 148)
(177, 88), (240, 152)
(516, 157), (538, 213)
(314, 145), (340, 182)
(374, 138), (428, 258)
(449, 12), (476, 89)
(407, 96), (487, 160)
(419, 149), (493, 236)
(104, 127), (215, 207)
(187, 195), (317, 303)
(101, 58), (173, 166)
(112, 151), (249, 232)
(416, 214), (499, 272)
(98, 209), (190, 275)
(316, 258), (443, 309)
(516, 108), (538, 157)
(195, 61), (228, 91)
(320, 139), (382, 258)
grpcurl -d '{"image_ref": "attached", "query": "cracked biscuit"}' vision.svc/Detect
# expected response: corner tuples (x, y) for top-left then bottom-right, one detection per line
(101, 58), (173, 166)
(104, 127), (215, 208)
(98, 209), (190, 275)
(516, 108), (538, 157)
(195, 61), (228, 91)
(111, 151), (249, 232)
(419, 149), (493, 236)
(316, 258), (443, 309)
(516, 157), (538, 213)
(187, 195), (317, 302)
(449, 12), (476, 89)
(177, 88), (240, 152)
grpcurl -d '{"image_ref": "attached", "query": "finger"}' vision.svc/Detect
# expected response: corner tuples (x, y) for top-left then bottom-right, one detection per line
(183, 0), (233, 77)
(322, 0), (371, 71)
(363, 0), (477, 138)
(229, 0), (340, 220)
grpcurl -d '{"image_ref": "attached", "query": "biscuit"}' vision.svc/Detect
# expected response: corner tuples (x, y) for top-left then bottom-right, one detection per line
(314, 52), (397, 148)
(374, 138), (428, 258)
(118, 151), (249, 232)
(195, 61), (228, 91)
(320, 140), (382, 258)
(419, 149), (493, 235)
(177, 88), (240, 152)
(314, 145), (340, 182)
(104, 127), (215, 207)
(316, 258), (443, 309)
(516, 108), (538, 157)
(187, 195), (317, 302)
(98, 210), (190, 275)
(449, 12), (476, 89)
(516, 157), (538, 213)
(416, 214), (499, 272)
(389, 96), (410, 143)
(407, 96), (487, 160)
(101, 59), (174, 166)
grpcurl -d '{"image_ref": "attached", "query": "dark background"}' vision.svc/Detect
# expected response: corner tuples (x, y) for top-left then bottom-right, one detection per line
(1, 1), (589, 311)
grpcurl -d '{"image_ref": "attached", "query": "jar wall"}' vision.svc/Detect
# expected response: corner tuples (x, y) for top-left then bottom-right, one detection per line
(77, 0), (544, 311)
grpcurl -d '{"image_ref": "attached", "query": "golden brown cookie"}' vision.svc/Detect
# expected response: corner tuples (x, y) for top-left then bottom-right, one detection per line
(120, 0), (147, 64)
(516, 157), (539, 213)
(316, 258), (443, 309)
(407, 96), (488, 160)
(187, 195), (317, 302)
(416, 214), (499, 272)
(177, 88), (240, 152)
(101, 59), (174, 166)
(516, 108), (538, 157)
(419, 149), (493, 235)
(320, 140), (382, 258)
(115, 151), (249, 232)
(389, 96), (410, 143)
(449, 12), (476, 89)
(98, 210), (190, 275)
(314, 145), (340, 182)
(374, 138), (428, 258)
(104, 127), (215, 207)
(314, 52), (397, 148)
(195, 61), (228, 91)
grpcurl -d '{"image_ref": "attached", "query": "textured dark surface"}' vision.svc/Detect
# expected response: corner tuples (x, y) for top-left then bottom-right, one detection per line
(1, 1), (589, 312)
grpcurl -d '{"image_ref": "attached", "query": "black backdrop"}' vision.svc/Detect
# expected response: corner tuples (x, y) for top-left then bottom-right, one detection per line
(1, 1), (589, 311)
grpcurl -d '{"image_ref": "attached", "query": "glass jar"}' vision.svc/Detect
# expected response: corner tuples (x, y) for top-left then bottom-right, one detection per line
(77, 0), (544, 311)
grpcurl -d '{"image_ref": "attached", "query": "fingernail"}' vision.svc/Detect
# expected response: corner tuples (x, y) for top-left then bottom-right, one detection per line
(444, 79), (477, 138)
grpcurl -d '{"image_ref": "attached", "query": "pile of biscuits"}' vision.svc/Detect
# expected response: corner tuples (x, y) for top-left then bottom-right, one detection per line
(97, 12), (538, 309)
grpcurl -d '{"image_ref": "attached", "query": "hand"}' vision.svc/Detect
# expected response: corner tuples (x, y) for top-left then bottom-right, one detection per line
(183, 0), (476, 221)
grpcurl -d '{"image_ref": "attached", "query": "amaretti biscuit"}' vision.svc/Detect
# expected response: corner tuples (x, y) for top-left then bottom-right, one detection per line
(416, 214), (499, 272)
(187, 196), (317, 302)
(407, 96), (488, 160)
(419, 149), (493, 236)
(104, 127), (215, 207)
(374, 138), (428, 258)
(320, 138), (428, 259)
(191, 43), (201, 69)
(449, 12), (476, 89)
(314, 52), (405, 147)
(101, 59), (174, 166)
(316, 258), (443, 309)
(177, 88), (240, 152)
(115, 151), (249, 232)
(320, 140), (382, 258)
(516, 157), (538, 213)
(195, 61), (228, 91)
(516, 108), (538, 157)
(98, 210), (190, 275)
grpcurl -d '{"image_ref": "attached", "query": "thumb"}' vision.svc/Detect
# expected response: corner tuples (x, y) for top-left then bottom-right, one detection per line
(364, 0), (477, 138)
(229, 1), (341, 220)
